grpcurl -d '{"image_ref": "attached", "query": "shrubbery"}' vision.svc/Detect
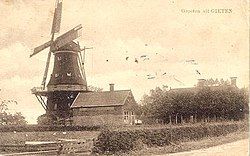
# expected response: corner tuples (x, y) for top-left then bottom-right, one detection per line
(93, 122), (247, 154)
(0, 125), (101, 132)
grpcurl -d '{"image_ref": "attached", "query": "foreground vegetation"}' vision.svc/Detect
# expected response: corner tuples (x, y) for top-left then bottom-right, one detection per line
(93, 121), (248, 155)
(0, 131), (100, 145)
(0, 124), (101, 132)
(0, 121), (247, 155)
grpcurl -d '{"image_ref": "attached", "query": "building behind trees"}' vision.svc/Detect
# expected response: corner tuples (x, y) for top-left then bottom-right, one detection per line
(140, 77), (249, 124)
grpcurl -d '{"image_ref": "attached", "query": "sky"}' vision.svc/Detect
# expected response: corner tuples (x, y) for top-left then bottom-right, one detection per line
(0, 0), (249, 124)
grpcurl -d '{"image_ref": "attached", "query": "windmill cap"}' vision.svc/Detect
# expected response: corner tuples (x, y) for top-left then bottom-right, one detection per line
(57, 41), (80, 51)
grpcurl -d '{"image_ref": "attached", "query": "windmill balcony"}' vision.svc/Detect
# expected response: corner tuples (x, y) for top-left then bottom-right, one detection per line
(31, 87), (49, 96)
(47, 84), (87, 92)
(31, 84), (88, 95)
(31, 87), (45, 93)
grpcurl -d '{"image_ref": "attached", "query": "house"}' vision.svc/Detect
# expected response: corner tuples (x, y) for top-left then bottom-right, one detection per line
(70, 84), (139, 126)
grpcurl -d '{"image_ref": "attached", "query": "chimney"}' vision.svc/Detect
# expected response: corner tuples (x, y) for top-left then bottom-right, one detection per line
(109, 83), (114, 91)
(230, 77), (237, 87)
(197, 79), (206, 87)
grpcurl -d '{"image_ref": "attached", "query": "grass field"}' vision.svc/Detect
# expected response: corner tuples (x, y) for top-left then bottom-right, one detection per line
(0, 131), (100, 145)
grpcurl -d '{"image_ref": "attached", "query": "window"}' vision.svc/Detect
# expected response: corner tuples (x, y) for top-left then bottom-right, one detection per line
(57, 56), (62, 61)
(124, 111), (129, 122)
(67, 72), (72, 76)
(131, 111), (135, 124)
(54, 104), (57, 110)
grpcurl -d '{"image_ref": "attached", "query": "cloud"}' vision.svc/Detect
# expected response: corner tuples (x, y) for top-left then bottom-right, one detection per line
(0, 0), (54, 49)
(0, 42), (45, 79)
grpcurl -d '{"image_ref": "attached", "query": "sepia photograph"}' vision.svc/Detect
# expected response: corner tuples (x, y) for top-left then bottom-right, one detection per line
(0, 0), (249, 155)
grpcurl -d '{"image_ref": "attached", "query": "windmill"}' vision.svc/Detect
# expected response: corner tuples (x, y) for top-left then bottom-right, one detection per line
(30, 0), (91, 123)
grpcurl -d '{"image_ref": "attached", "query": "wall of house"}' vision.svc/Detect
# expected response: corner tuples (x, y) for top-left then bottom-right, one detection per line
(122, 95), (139, 125)
(71, 114), (124, 126)
(72, 106), (123, 116)
(71, 106), (124, 126)
(122, 94), (139, 112)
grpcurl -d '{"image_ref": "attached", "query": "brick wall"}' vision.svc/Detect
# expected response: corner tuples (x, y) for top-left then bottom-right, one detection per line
(72, 106), (123, 116)
(71, 114), (124, 126)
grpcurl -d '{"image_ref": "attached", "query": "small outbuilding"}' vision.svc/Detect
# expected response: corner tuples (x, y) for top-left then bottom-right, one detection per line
(70, 84), (139, 126)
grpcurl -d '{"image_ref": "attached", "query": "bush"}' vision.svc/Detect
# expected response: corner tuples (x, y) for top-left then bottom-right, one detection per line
(93, 122), (248, 154)
(0, 125), (101, 132)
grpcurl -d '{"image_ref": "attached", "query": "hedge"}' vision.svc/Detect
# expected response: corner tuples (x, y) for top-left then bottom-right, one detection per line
(93, 122), (248, 154)
(0, 125), (101, 132)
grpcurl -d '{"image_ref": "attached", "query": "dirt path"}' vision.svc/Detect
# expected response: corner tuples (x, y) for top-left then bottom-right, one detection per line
(163, 139), (249, 156)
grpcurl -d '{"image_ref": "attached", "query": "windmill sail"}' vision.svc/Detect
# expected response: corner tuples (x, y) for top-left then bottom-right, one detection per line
(30, 40), (52, 57)
(41, 51), (52, 88)
(52, 24), (82, 50)
(51, 0), (63, 34)
(41, 0), (62, 88)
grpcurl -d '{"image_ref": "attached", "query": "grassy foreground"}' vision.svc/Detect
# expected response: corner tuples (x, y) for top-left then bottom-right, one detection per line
(0, 121), (248, 155)
(0, 131), (100, 145)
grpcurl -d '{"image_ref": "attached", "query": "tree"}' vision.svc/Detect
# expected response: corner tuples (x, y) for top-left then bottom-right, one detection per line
(208, 78), (215, 86)
(220, 78), (225, 85)
(140, 87), (173, 124)
(37, 114), (55, 125)
(140, 84), (249, 124)
(0, 100), (27, 125)
(204, 79), (209, 86)
(214, 78), (220, 86)
(224, 79), (230, 85)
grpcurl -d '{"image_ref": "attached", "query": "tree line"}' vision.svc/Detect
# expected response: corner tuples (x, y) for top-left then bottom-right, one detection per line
(140, 85), (248, 124)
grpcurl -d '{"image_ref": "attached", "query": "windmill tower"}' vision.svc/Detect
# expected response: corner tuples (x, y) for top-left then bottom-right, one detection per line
(30, 0), (91, 123)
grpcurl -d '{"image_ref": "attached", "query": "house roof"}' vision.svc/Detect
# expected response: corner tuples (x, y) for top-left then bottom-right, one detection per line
(169, 87), (197, 93)
(169, 85), (237, 93)
(71, 90), (131, 108)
